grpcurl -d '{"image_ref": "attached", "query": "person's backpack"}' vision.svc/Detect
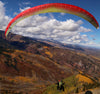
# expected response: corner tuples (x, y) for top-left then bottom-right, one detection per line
(59, 81), (62, 87)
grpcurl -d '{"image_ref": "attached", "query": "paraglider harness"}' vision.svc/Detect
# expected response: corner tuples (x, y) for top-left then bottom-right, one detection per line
(57, 80), (64, 91)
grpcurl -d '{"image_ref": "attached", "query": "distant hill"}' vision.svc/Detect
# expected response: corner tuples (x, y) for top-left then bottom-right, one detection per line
(1, 30), (100, 58)
(0, 30), (100, 94)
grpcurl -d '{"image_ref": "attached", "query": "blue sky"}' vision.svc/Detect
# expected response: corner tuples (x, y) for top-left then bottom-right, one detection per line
(0, 0), (100, 47)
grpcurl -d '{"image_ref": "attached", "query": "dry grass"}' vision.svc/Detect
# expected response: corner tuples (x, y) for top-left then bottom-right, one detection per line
(76, 74), (93, 84)
(45, 51), (53, 58)
(90, 55), (100, 61)
(14, 76), (33, 83)
(43, 46), (48, 49)
(0, 75), (35, 84)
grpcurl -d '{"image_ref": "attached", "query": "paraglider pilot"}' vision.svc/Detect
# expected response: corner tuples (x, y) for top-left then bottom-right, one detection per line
(57, 80), (65, 91)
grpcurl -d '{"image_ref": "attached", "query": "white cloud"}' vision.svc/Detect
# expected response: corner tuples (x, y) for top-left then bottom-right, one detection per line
(55, 19), (80, 31)
(1, 4), (99, 47)
(13, 12), (18, 16)
(0, 1), (11, 30)
(0, 1), (5, 21)
(78, 26), (91, 32)
(81, 42), (100, 48)
(76, 20), (83, 25)
(11, 13), (92, 45)
(22, 2), (31, 5)
(19, 7), (31, 12)
(48, 13), (55, 19)
(60, 13), (65, 16)
(19, 1), (31, 8)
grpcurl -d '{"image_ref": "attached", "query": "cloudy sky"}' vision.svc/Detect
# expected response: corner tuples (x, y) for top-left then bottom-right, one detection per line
(0, 0), (100, 47)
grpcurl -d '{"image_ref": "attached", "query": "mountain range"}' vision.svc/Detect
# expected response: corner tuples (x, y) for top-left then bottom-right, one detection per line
(0, 30), (100, 94)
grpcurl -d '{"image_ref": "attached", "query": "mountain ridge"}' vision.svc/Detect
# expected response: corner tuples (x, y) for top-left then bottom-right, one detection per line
(0, 30), (100, 94)
(1, 30), (100, 58)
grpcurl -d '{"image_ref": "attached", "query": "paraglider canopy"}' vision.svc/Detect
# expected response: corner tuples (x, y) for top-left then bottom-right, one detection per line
(5, 3), (99, 37)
